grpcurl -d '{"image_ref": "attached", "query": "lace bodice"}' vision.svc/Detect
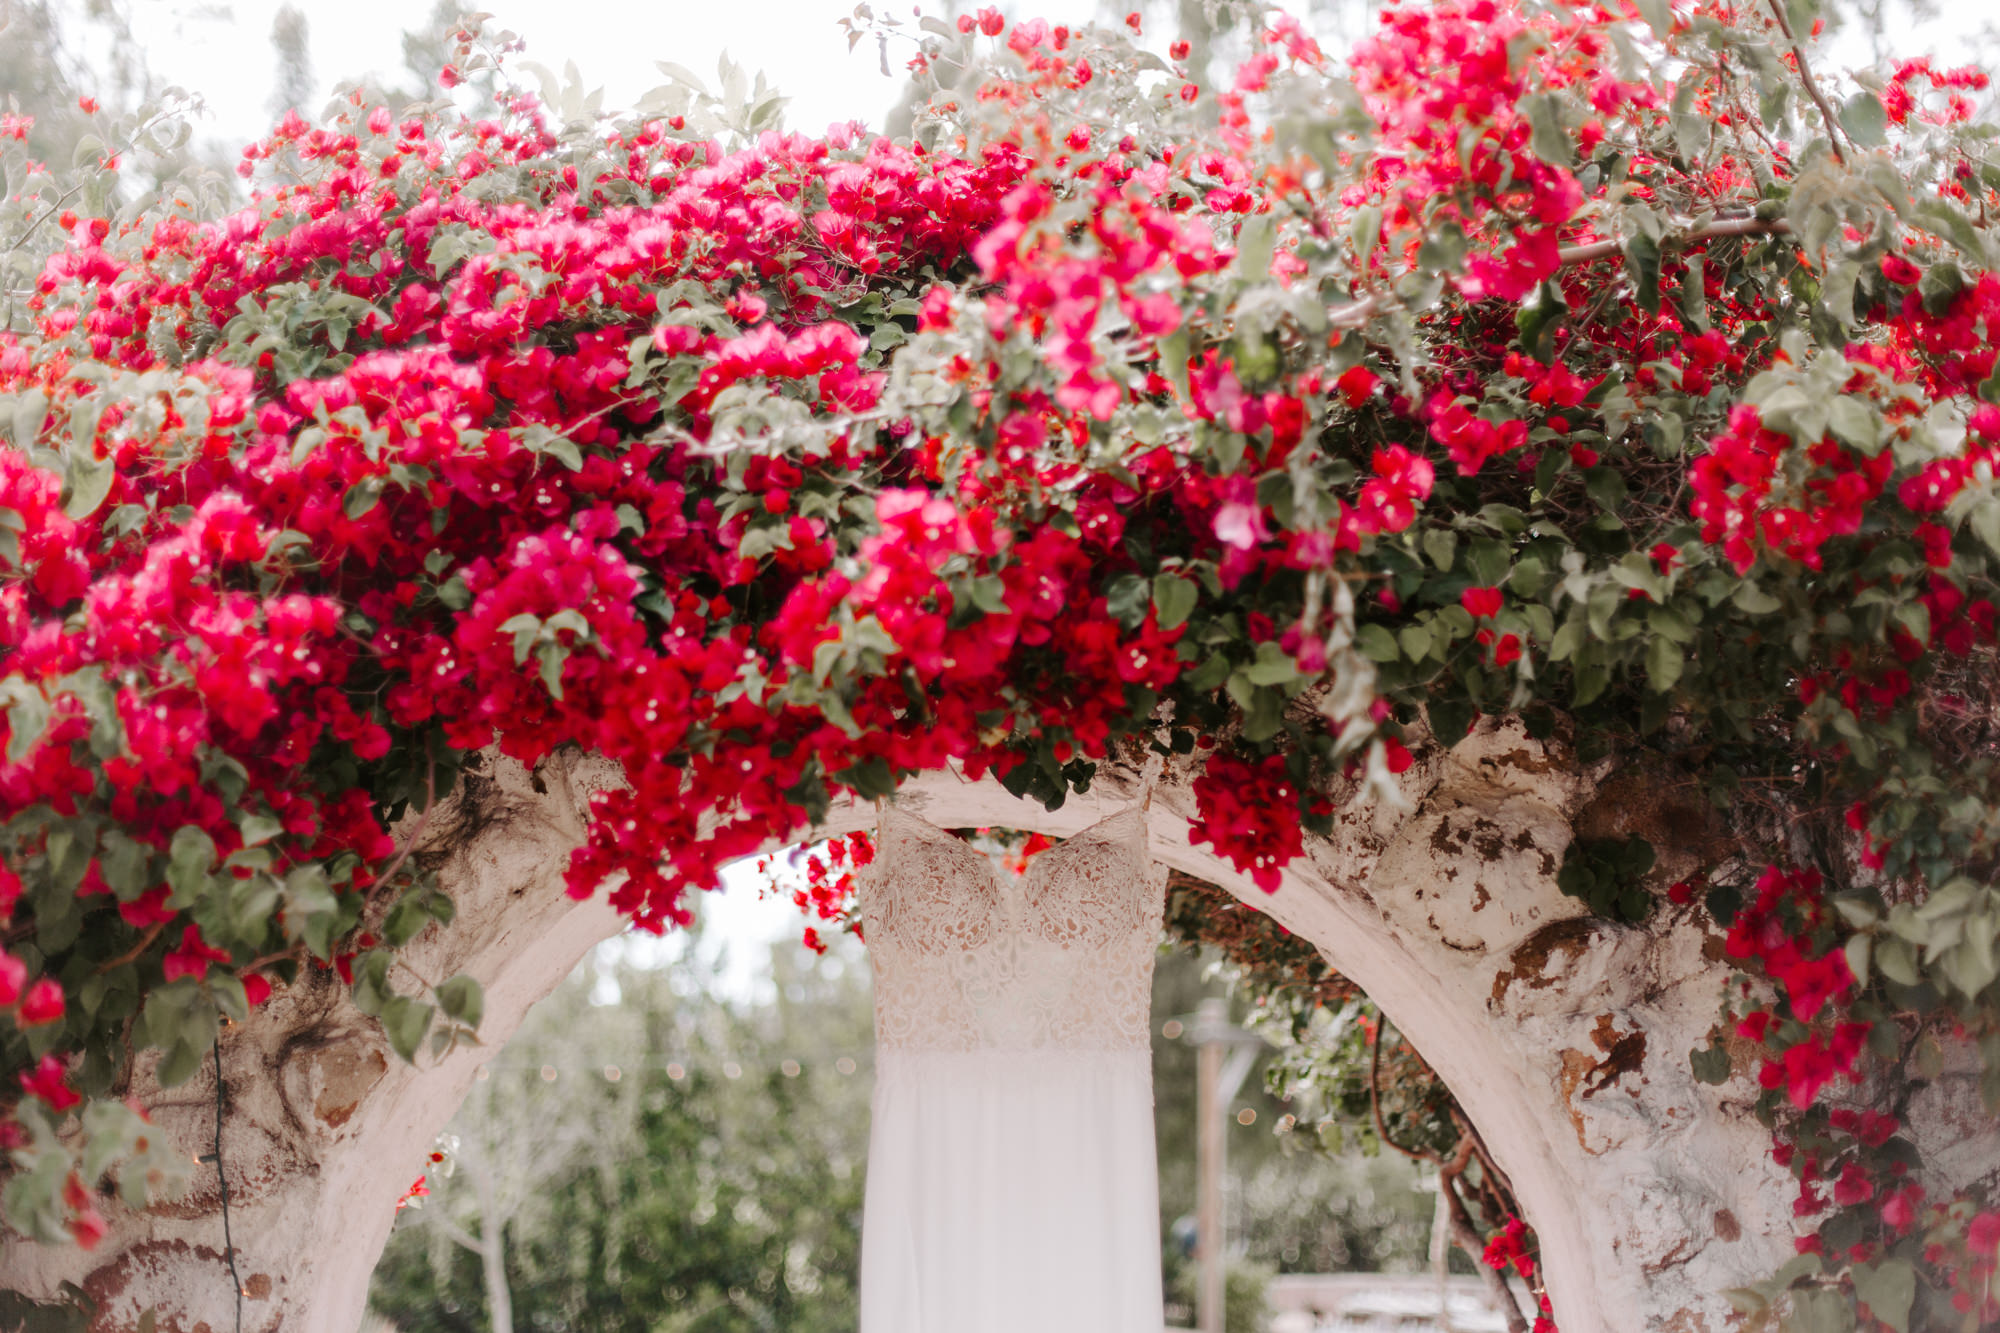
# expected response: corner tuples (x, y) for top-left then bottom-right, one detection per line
(860, 805), (1165, 1054)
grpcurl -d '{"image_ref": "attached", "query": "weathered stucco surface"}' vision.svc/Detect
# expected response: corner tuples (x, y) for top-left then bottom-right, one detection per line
(3, 722), (1989, 1331)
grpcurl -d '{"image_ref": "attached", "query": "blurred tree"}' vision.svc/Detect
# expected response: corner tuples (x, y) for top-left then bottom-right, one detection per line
(268, 5), (316, 119)
(0, 0), (149, 171)
(369, 913), (874, 1333)
(0, 0), (229, 331)
(389, 965), (647, 1333)
(399, 0), (468, 103)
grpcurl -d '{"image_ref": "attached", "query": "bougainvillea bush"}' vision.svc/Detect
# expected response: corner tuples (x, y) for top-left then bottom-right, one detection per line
(4, 0), (2000, 1323)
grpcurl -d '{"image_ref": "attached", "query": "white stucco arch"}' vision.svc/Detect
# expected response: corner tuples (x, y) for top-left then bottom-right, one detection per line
(0, 725), (1815, 1332)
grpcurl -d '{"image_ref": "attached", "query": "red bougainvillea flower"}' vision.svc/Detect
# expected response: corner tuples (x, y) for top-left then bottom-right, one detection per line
(16, 977), (64, 1027)
(1189, 752), (1306, 892)
(1461, 586), (1503, 618)
(20, 1055), (79, 1111)
(162, 927), (233, 983)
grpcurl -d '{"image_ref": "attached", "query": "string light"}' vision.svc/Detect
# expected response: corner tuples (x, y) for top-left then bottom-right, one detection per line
(1236, 1108), (1257, 1126)
(475, 1050), (879, 1079)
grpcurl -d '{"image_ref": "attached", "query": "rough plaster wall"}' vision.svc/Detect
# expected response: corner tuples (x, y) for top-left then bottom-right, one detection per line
(2, 723), (1989, 1332)
(0, 748), (627, 1333)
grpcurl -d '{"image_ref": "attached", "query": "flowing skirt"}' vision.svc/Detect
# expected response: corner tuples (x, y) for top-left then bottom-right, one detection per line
(859, 1047), (1165, 1333)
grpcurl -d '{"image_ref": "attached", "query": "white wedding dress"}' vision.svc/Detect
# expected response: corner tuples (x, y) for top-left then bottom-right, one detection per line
(858, 803), (1167, 1333)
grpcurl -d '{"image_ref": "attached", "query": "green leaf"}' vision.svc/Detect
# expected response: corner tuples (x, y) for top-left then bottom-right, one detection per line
(62, 450), (115, 520)
(1152, 574), (1198, 631)
(968, 574), (1010, 616)
(95, 829), (151, 898)
(1421, 528), (1458, 572)
(1234, 214), (1276, 280)
(156, 1040), (205, 1089)
(436, 974), (485, 1029)
(1106, 574), (1150, 629)
(237, 814), (284, 848)
(1584, 466), (1628, 512)
(1844, 934), (1872, 987)
(1242, 640), (1301, 687)
(1838, 90), (1888, 148)
(80, 1101), (145, 1182)
(1850, 1258), (1914, 1333)
(1631, 0), (1670, 35)
(1356, 623), (1400, 663)
(834, 756), (895, 801)
(1625, 232), (1662, 313)
(2, 679), (50, 763)
(1548, 618), (1582, 663)
(1826, 397), (1876, 450)
(1157, 328), (1191, 402)
(379, 994), (435, 1063)
(537, 642), (568, 700)
(1690, 1040), (1732, 1085)
(1571, 657), (1608, 707)
(382, 893), (434, 948)
(1963, 495), (2000, 565)
(1242, 686), (1285, 743)
(1645, 635), (1684, 692)
(208, 973), (249, 1026)
(1466, 537), (1510, 586)
(1664, 111), (1712, 163)
(1417, 219), (1468, 275)
(166, 825), (217, 904)
(1784, 1285), (1855, 1333)
(1732, 582), (1783, 615)
(1522, 93), (1570, 165)
(1426, 696), (1474, 746)
(1350, 206), (1382, 270)
(342, 480), (381, 519)
(350, 950), (393, 1016)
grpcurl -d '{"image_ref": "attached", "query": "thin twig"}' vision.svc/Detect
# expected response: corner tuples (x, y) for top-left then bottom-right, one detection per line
(1764, 0), (1848, 165)
(1553, 216), (1792, 267)
(93, 921), (166, 974)
(1452, 1105), (1519, 1210)
(1368, 1017), (1439, 1163)
(209, 1038), (244, 1333)
(1441, 1170), (1531, 1333)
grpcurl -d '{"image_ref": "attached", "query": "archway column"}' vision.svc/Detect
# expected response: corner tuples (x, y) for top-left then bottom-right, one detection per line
(1, 728), (1811, 1331)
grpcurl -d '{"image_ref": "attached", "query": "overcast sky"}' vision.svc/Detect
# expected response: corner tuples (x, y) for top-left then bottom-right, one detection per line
(122, 0), (1997, 154)
(126, 0), (1102, 148)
